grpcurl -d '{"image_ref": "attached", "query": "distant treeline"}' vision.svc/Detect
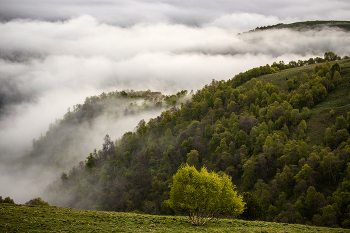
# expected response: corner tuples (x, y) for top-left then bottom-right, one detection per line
(245, 20), (350, 33)
(231, 52), (348, 90)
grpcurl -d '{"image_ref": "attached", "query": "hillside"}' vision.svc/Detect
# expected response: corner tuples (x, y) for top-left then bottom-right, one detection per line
(249, 20), (350, 32)
(257, 59), (350, 145)
(1, 203), (349, 233)
(41, 53), (350, 228)
(16, 89), (190, 173)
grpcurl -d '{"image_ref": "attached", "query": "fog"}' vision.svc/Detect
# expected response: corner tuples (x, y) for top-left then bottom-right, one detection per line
(0, 0), (349, 27)
(0, 3), (349, 204)
(0, 109), (166, 203)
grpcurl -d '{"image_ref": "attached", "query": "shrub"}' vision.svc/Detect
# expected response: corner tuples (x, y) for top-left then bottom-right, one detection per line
(0, 196), (15, 204)
(26, 197), (49, 206)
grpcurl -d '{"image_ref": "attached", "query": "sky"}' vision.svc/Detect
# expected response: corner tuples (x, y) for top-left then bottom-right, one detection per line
(0, 0), (350, 203)
(0, 0), (350, 27)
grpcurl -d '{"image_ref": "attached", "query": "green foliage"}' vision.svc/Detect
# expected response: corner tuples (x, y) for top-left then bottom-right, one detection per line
(166, 164), (245, 225)
(25, 197), (49, 206)
(298, 120), (307, 139)
(321, 205), (338, 227)
(21, 89), (190, 175)
(43, 55), (350, 229)
(252, 20), (350, 32)
(330, 109), (335, 116)
(85, 153), (95, 170)
(0, 196), (15, 204)
(294, 164), (312, 183)
(186, 150), (200, 168)
(335, 116), (347, 131)
(241, 192), (264, 220)
(242, 159), (257, 189)
(287, 79), (295, 91)
(325, 52), (339, 62)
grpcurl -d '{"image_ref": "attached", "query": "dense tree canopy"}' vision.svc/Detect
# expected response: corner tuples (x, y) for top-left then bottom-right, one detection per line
(41, 54), (350, 228)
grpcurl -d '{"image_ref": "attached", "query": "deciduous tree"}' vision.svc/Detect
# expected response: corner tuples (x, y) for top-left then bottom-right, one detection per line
(166, 164), (245, 226)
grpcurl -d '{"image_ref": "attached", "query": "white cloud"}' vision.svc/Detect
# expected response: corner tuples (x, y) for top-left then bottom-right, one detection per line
(0, 0), (349, 27)
(207, 13), (281, 31)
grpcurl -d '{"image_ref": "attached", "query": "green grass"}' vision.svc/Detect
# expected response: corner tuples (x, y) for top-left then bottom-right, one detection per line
(257, 65), (316, 91)
(311, 60), (350, 112)
(257, 60), (350, 92)
(306, 77), (350, 145)
(306, 60), (350, 145)
(1, 204), (349, 233)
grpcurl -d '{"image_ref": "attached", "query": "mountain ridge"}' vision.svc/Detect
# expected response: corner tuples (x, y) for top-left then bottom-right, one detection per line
(247, 20), (350, 33)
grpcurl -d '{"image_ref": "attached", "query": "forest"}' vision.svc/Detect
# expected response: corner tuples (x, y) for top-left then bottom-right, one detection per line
(27, 52), (350, 228)
(21, 89), (190, 173)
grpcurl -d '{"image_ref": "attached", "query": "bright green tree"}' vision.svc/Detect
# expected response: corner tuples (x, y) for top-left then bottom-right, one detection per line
(298, 120), (307, 140)
(166, 164), (245, 226)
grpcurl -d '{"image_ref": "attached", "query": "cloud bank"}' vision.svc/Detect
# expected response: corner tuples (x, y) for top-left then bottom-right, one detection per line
(1, 15), (349, 158)
(1, 15), (349, 113)
(0, 0), (349, 28)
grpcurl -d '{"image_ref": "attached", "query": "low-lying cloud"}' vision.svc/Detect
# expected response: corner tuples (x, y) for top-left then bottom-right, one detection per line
(1, 15), (349, 112)
(0, 108), (166, 204)
(1, 15), (350, 156)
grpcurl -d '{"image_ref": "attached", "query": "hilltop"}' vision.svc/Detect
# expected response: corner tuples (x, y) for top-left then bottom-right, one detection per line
(248, 20), (350, 32)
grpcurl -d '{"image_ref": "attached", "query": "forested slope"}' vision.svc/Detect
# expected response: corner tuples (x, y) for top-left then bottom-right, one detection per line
(20, 89), (189, 172)
(45, 55), (350, 228)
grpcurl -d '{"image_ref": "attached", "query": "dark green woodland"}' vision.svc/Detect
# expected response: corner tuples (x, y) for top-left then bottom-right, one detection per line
(28, 51), (350, 228)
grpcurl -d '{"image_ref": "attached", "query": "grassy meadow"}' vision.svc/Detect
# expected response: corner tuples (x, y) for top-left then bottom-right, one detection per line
(1, 203), (350, 233)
